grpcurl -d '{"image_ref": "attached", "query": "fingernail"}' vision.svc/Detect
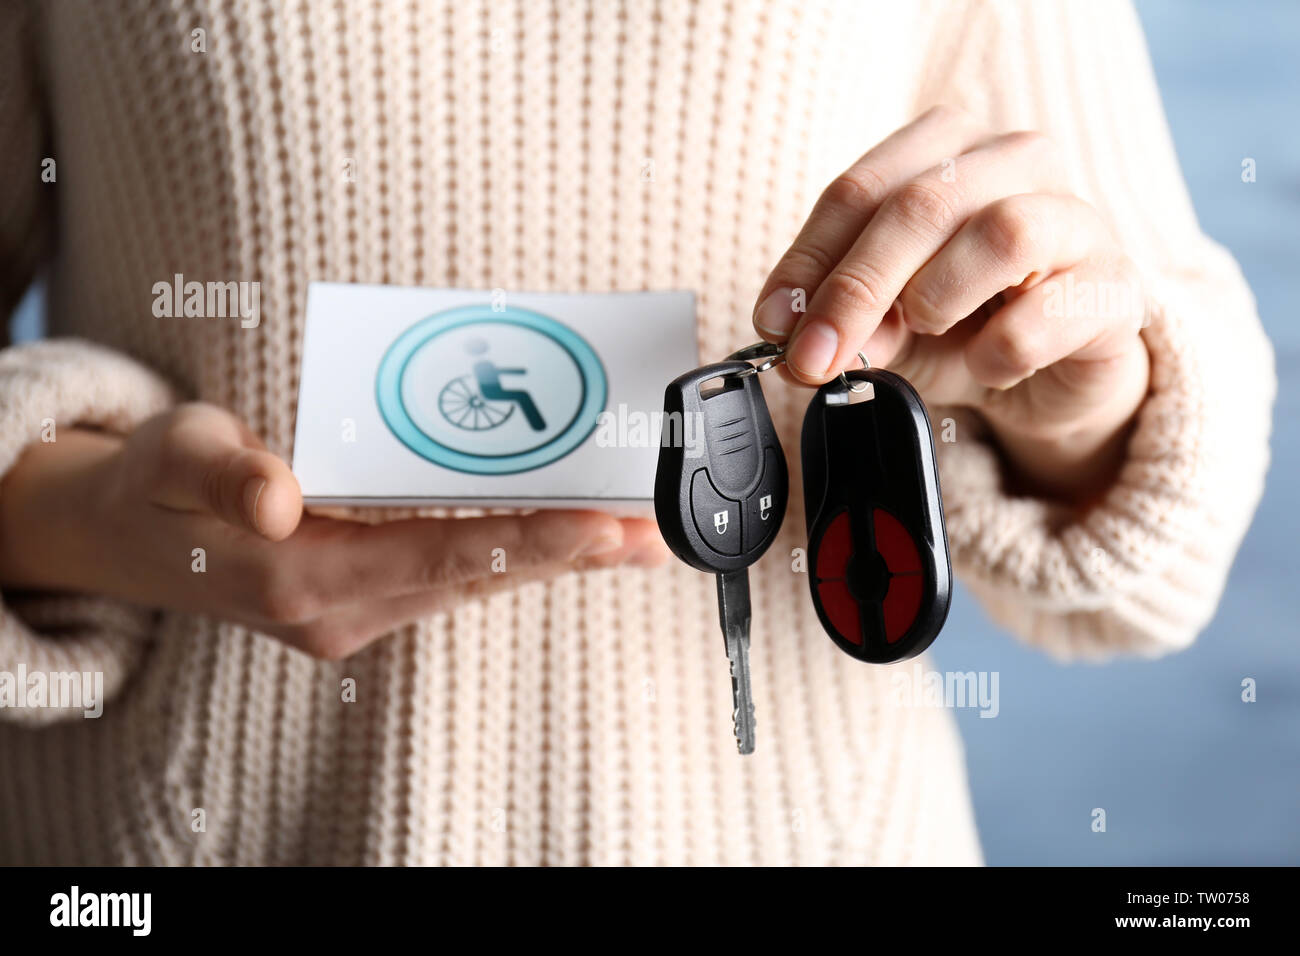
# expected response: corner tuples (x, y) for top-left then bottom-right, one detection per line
(630, 542), (671, 568)
(786, 320), (840, 378)
(578, 531), (622, 558)
(753, 287), (800, 340)
(243, 477), (267, 534)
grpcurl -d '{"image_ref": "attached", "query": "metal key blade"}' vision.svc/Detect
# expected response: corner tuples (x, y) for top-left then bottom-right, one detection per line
(716, 570), (756, 754)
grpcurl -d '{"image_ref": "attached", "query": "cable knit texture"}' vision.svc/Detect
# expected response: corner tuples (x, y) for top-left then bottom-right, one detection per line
(0, 0), (1273, 864)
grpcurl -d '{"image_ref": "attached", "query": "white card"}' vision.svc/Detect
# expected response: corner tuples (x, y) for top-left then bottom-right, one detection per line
(292, 283), (699, 509)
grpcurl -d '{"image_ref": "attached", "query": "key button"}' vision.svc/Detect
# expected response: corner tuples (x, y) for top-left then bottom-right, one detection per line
(741, 448), (786, 553)
(690, 469), (742, 555)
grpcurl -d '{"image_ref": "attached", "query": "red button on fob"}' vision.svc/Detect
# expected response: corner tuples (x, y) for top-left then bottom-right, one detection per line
(801, 369), (951, 663)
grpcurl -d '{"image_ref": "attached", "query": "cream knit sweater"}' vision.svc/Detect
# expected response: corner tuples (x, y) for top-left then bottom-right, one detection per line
(0, 0), (1274, 865)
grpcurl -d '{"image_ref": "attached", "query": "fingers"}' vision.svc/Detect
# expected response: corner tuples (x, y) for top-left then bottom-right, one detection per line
(899, 193), (1113, 336)
(271, 559), (584, 660)
(573, 516), (672, 570)
(964, 258), (1146, 392)
(149, 403), (303, 541)
(304, 510), (649, 604)
(753, 105), (989, 342)
(277, 519), (669, 659)
(783, 129), (1069, 383)
(257, 515), (669, 659)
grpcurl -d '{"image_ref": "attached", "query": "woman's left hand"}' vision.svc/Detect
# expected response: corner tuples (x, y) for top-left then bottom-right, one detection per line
(752, 106), (1150, 502)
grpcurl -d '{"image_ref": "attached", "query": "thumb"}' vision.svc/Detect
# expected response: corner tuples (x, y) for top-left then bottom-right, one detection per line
(149, 404), (303, 541)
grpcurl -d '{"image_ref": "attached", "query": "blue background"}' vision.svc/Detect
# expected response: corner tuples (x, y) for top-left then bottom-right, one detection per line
(936, 0), (1300, 865)
(10, 0), (1296, 866)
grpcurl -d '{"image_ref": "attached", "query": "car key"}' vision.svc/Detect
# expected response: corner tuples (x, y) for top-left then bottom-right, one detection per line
(654, 359), (788, 753)
(800, 362), (951, 663)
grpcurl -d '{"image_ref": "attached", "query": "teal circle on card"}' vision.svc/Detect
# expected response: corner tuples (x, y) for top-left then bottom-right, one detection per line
(376, 305), (606, 475)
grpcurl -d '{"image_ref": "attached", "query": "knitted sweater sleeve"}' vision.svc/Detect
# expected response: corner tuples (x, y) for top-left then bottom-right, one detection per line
(907, 0), (1276, 659)
(1, 3), (176, 725)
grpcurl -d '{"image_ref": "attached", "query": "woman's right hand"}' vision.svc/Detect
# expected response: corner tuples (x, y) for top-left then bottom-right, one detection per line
(0, 403), (666, 659)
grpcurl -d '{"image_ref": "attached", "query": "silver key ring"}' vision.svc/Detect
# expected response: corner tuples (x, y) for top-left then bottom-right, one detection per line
(840, 351), (871, 392)
(726, 341), (787, 377)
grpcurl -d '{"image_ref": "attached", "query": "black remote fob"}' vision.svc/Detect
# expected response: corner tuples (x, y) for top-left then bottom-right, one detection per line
(655, 361), (788, 572)
(800, 368), (951, 663)
(655, 360), (788, 754)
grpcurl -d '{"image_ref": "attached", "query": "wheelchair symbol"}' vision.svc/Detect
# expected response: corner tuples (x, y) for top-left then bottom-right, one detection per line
(375, 305), (606, 475)
(437, 375), (515, 430)
(436, 339), (548, 432)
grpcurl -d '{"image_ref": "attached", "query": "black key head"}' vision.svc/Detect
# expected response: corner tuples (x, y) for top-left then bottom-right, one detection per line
(800, 368), (951, 663)
(655, 361), (788, 574)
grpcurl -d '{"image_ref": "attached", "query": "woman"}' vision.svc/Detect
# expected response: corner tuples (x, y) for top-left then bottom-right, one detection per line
(0, 0), (1273, 864)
